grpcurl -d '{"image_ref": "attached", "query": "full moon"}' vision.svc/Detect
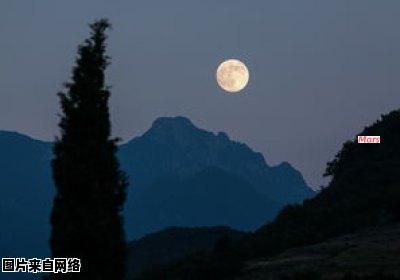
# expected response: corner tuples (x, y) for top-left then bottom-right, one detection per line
(216, 59), (249, 93)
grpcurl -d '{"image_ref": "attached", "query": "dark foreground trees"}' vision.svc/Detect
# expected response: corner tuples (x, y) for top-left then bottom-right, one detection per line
(48, 19), (127, 280)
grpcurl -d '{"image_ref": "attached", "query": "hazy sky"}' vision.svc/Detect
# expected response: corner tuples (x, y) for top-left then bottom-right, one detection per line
(1, 0), (400, 188)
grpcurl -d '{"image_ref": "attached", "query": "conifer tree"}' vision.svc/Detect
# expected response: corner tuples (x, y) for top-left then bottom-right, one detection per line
(49, 19), (127, 280)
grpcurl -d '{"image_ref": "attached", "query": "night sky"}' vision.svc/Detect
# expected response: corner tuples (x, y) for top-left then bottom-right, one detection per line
(1, 0), (400, 188)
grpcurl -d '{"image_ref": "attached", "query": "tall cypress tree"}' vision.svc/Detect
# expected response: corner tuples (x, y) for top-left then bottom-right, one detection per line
(49, 19), (127, 280)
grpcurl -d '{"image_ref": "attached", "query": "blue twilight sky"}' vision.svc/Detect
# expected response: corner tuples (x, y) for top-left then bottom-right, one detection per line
(1, 0), (400, 188)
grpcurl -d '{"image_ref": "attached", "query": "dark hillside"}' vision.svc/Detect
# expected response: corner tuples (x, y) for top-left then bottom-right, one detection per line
(126, 226), (244, 279)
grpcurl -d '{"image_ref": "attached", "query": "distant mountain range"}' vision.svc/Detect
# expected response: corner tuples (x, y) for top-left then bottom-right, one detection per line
(119, 117), (314, 239)
(0, 131), (52, 280)
(0, 116), (313, 280)
(120, 117), (312, 204)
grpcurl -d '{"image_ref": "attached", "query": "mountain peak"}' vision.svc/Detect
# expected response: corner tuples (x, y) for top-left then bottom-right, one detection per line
(141, 116), (212, 143)
(144, 117), (234, 145)
(152, 116), (194, 127)
(120, 116), (313, 211)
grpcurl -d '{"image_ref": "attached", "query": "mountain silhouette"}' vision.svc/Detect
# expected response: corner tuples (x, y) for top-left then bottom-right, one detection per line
(0, 116), (313, 279)
(120, 116), (312, 203)
(0, 131), (53, 280)
(119, 116), (314, 238)
(0, 131), (52, 257)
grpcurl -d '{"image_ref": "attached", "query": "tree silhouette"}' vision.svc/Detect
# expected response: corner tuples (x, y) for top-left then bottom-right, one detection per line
(48, 19), (127, 280)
